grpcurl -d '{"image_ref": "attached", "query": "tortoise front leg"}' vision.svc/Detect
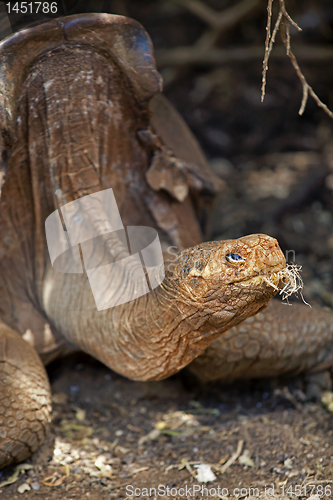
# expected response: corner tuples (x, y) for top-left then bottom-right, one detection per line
(188, 300), (333, 382)
(0, 322), (51, 468)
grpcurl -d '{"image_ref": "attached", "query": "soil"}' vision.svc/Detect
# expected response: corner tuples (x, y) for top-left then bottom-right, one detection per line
(1, 1), (333, 499)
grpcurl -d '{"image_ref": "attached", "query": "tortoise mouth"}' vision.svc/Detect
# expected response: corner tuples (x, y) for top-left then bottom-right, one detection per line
(253, 262), (287, 286)
(229, 262), (286, 287)
(237, 262), (305, 302)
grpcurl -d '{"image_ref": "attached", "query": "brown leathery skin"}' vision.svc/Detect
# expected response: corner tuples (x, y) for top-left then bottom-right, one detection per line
(43, 234), (286, 382)
(0, 323), (51, 468)
(189, 300), (333, 382)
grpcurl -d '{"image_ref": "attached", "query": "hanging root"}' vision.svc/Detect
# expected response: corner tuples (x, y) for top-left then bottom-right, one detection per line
(264, 263), (310, 306)
(262, 0), (333, 119)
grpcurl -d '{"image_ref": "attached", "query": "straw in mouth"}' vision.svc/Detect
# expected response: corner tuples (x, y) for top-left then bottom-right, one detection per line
(263, 263), (310, 306)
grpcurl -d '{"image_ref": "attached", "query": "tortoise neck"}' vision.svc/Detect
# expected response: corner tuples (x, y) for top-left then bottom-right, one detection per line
(42, 258), (213, 381)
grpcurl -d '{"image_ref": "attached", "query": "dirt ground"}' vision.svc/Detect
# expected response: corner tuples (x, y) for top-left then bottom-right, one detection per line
(1, 1), (333, 499)
(2, 355), (333, 500)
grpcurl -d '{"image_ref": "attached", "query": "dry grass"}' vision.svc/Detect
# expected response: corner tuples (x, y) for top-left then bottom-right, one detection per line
(264, 262), (310, 305)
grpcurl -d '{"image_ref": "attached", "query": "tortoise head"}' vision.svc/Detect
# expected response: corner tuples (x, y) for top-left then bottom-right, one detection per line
(165, 233), (286, 331)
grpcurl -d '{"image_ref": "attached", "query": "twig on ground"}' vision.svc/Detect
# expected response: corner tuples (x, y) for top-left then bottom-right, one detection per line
(218, 439), (244, 474)
(262, 0), (333, 119)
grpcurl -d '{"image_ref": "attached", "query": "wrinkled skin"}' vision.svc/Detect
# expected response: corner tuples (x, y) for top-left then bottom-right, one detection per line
(0, 14), (332, 469)
(43, 234), (285, 381)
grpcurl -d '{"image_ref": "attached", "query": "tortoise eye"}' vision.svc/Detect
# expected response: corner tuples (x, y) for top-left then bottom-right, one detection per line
(226, 253), (246, 264)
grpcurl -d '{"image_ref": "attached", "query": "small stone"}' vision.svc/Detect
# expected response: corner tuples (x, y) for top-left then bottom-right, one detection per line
(284, 458), (293, 469)
(239, 450), (255, 467)
(17, 482), (31, 494)
(155, 421), (166, 430)
(321, 391), (333, 412)
(75, 409), (86, 422)
(194, 463), (216, 483)
(30, 481), (40, 491)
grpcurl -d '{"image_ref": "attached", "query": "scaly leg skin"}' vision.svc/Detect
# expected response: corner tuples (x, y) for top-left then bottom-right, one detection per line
(0, 323), (52, 468)
(188, 300), (333, 382)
